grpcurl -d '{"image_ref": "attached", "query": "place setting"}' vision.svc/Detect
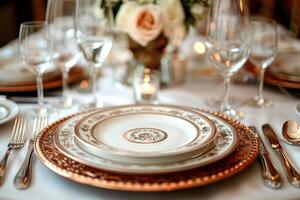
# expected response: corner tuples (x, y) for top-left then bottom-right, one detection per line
(34, 104), (258, 191)
(1, 0), (300, 199)
(32, 0), (260, 192)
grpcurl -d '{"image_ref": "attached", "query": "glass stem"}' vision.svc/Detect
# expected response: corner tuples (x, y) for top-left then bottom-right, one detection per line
(220, 76), (231, 112)
(36, 72), (44, 113)
(257, 68), (266, 102)
(91, 67), (98, 105)
(90, 63), (103, 107)
(62, 68), (71, 104)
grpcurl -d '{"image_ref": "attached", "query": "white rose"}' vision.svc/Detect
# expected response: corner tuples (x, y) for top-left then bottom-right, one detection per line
(191, 4), (206, 20)
(171, 24), (187, 45)
(116, 2), (140, 31)
(116, 4), (163, 47)
(160, 0), (185, 37)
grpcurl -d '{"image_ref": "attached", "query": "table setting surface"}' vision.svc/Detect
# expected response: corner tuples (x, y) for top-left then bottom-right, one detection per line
(1, 0), (300, 199)
(0, 75), (300, 200)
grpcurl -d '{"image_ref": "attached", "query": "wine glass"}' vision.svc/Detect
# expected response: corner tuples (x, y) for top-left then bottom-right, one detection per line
(249, 18), (278, 108)
(46, 0), (81, 109)
(75, 0), (113, 108)
(205, 0), (251, 119)
(19, 21), (53, 117)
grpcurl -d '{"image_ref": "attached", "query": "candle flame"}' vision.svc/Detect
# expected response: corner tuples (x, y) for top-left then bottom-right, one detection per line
(194, 41), (206, 54)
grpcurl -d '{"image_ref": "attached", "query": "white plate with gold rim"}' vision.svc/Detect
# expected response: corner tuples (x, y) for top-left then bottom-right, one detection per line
(53, 109), (238, 174)
(73, 105), (217, 161)
(270, 52), (300, 82)
(0, 99), (19, 125)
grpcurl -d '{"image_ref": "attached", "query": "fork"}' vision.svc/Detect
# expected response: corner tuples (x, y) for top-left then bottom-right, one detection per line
(13, 117), (47, 189)
(0, 118), (27, 185)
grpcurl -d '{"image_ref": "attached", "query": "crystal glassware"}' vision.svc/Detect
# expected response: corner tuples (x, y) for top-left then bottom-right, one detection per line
(19, 21), (53, 117)
(75, 0), (113, 108)
(46, 0), (81, 109)
(205, 0), (251, 119)
(249, 18), (278, 108)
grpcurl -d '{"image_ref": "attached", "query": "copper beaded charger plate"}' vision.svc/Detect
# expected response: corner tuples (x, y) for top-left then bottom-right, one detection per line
(35, 109), (259, 191)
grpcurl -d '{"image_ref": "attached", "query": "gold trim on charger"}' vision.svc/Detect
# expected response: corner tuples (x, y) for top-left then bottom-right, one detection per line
(34, 108), (259, 192)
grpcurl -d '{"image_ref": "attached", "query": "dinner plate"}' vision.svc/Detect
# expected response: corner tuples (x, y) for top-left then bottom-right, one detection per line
(0, 66), (84, 93)
(265, 69), (300, 89)
(0, 57), (60, 86)
(270, 52), (300, 82)
(262, 52), (300, 90)
(73, 105), (217, 160)
(53, 109), (237, 174)
(0, 99), (19, 125)
(35, 110), (258, 191)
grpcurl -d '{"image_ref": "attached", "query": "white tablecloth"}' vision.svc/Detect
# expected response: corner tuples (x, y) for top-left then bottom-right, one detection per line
(0, 72), (300, 200)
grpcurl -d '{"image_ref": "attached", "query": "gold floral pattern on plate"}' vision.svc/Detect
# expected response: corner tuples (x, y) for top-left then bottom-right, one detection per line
(52, 109), (238, 174)
(74, 105), (217, 158)
(123, 128), (168, 144)
(35, 109), (259, 191)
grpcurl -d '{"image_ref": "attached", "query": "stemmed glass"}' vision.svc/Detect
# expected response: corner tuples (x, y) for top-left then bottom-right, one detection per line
(205, 0), (251, 119)
(249, 18), (278, 107)
(75, 0), (113, 108)
(46, 0), (81, 109)
(19, 21), (53, 117)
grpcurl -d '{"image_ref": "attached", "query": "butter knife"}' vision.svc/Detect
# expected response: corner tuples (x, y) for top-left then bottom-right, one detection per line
(249, 126), (282, 189)
(262, 124), (300, 188)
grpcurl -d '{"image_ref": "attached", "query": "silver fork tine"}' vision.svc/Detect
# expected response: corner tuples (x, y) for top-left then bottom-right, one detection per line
(11, 119), (19, 142)
(16, 119), (25, 143)
(14, 117), (48, 189)
(20, 119), (27, 144)
(0, 118), (27, 185)
(16, 119), (23, 143)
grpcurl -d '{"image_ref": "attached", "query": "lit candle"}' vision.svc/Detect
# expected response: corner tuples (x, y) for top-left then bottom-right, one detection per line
(141, 74), (156, 100)
(133, 68), (160, 104)
(194, 41), (206, 55)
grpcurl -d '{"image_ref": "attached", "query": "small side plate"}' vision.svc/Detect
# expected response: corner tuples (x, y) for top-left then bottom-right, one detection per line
(0, 99), (19, 125)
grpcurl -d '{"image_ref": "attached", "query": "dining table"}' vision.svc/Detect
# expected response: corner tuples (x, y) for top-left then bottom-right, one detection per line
(0, 29), (300, 200)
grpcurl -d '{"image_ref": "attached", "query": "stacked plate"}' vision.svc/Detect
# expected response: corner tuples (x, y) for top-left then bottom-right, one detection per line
(35, 104), (259, 191)
(265, 52), (300, 89)
(0, 56), (84, 93)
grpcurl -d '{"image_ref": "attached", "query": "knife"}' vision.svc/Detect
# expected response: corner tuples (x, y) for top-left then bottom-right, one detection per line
(262, 124), (300, 188)
(249, 126), (282, 189)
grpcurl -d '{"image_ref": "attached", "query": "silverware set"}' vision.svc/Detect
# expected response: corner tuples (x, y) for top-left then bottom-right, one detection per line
(1, 116), (299, 190)
(251, 123), (300, 189)
(0, 117), (47, 189)
(14, 118), (47, 189)
(0, 118), (27, 185)
(249, 126), (282, 189)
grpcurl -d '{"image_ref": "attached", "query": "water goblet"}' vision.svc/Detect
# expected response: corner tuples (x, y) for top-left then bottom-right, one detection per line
(205, 0), (251, 119)
(75, 0), (113, 108)
(46, 0), (81, 110)
(19, 21), (54, 117)
(249, 18), (278, 108)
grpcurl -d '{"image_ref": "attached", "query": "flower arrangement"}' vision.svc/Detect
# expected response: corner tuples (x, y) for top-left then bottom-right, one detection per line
(112, 0), (211, 47)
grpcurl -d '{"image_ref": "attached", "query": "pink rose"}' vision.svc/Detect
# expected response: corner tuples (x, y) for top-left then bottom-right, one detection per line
(116, 3), (163, 47)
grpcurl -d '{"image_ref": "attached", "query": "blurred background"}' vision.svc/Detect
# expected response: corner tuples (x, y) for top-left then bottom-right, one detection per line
(0, 0), (299, 47)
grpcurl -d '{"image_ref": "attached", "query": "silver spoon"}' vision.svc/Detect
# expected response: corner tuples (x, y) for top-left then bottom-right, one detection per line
(282, 120), (300, 145)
